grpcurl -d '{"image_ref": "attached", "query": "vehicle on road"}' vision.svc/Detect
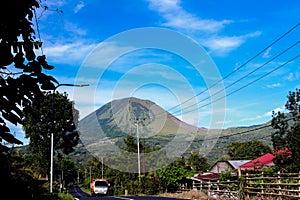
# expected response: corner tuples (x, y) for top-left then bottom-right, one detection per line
(90, 178), (110, 196)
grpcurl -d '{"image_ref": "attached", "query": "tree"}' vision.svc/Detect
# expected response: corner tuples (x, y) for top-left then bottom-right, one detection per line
(271, 88), (300, 172)
(227, 140), (271, 160)
(185, 152), (210, 172)
(22, 91), (79, 178)
(0, 0), (58, 150)
(59, 157), (77, 189)
(156, 162), (188, 192)
(0, 0), (60, 197)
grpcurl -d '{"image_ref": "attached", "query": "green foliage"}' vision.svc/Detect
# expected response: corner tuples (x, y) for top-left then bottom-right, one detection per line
(261, 166), (278, 175)
(59, 157), (78, 187)
(22, 91), (79, 178)
(0, 1), (60, 196)
(0, 0), (58, 149)
(271, 88), (300, 172)
(80, 136), (211, 195)
(0, 148), (48, 199)
(238, 176), (246, 200)
(185, 152), (210, 172)
(40, 192), (74, 200)
(220, 167), (232, 181)
(156, 164), (188, 192)
(57, 193), (74, 200)
(226, 140), (272, 160)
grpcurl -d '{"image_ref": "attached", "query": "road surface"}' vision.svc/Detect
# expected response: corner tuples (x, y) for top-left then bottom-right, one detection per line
(68, 185), (190, 200)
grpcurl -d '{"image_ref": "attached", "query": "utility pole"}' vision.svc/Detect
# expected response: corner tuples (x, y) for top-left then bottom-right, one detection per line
(89, 166), (92, 182)
(77, 170), (79, 184)
(101, 157), (104, 179)
(132, 117), (146, 193)
(50, 83), (89, 193)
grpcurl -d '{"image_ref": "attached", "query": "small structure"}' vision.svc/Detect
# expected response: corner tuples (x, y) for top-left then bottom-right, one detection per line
(195, 172), (220, 181)
(239, 153), (275, 171)
(209, 160), (250, 175)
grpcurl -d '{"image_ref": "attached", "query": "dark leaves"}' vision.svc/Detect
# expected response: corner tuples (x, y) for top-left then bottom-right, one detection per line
(0, 128), (23, 145)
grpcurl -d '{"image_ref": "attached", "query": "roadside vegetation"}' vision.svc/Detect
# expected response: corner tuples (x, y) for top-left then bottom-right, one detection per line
(1, 0), (300, 199)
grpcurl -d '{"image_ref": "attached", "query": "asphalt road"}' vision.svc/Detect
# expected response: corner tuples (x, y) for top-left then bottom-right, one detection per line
(68, 185), (190, 200)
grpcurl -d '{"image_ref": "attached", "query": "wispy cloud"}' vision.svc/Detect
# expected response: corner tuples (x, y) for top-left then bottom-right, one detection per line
(266, 83), (281, 88)
(63, 21), (87, 36)
(147, 0), (231, 33)
(202, 31), (261, 55)
(43, 41), (97, 65)
(285, 71), (300, 81)
(74, 1), (85, 13)
(240, 107), (285, 122)
(263, 47), (272, 58)
(146, 0), (261, 55)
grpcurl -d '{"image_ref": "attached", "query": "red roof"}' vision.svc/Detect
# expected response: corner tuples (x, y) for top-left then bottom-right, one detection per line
(240, 153), (275, 170)
(196, 173), (220, 180)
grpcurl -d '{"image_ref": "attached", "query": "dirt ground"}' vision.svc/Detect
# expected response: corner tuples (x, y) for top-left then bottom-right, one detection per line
(158, 190), (216, 200)
(158, 190), (282, 200)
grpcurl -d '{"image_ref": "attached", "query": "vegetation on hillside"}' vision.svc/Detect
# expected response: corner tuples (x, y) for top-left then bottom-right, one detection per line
(271, 88), (300, 172)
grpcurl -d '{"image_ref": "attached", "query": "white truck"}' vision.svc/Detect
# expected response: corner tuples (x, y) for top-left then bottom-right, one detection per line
(90, 178), (110, 196)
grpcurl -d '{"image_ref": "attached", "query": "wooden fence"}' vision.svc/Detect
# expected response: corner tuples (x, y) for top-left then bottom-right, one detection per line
(244, 171), (300, 199)
(178, 172), (300, 199)
(178, 179), (239, 199)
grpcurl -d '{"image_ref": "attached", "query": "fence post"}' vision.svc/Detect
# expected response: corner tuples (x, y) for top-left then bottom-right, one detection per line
(261, 171), (264, 194)
(277, 171), (281, 196)
(298, 172), (300, 197)
(246, 173), (249, 199)
(192, 180), (195, 190)
(208, 180), (211, 196)
(200, 180), (202, 191)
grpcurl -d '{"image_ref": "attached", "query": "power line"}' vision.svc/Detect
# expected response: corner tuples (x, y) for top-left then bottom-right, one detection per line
(162, 21), (300, 115)
(177, 52), (300, 116)
(170, 40), (300, 116)
(151, 114), (299, 143)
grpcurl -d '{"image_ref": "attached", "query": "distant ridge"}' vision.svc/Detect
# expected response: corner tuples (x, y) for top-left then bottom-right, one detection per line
(76, 97), (273, 164)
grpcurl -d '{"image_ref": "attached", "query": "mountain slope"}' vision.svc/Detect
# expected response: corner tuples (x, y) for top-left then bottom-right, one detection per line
(78, 97), (203, 144)
(77, 97), (273, 164)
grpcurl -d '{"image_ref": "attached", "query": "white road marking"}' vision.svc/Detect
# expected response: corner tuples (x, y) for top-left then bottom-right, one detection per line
(112, 197), (134, 200)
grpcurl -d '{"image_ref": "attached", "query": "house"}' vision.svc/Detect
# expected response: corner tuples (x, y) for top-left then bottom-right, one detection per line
(209, 160), (251, 174)
(239, 153), (276, 171)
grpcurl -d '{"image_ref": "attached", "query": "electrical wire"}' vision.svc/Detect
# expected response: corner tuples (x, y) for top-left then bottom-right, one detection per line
(152, 114), (299, 143)
(156, 21), (300, 116)
(175, 52), (300, 116)
(170, 40), (300, 116)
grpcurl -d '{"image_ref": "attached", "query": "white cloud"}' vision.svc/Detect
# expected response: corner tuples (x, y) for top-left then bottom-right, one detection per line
(148, 0), (181, 12)
(285, 72), (300, 81)
(43, 41), (97, 65)
(263, 47), (272, 58)
(74, 1), (85, 13)
(202, 31), (261, 55)
(264, 107), (285, 117)
(203, 36), (243, 53)
(64, 21), (87, 36)
(146, 0), (261, 55)
(266, 83), (281, 88)
(240, 107), (285, 122)
(147, 0), (231, 33)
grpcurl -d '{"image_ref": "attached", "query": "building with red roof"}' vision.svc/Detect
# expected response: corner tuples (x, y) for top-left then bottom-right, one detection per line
(239, 153), (276, 171)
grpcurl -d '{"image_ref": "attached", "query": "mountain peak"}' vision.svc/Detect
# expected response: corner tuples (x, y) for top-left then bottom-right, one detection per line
(78, 97), (200, 142)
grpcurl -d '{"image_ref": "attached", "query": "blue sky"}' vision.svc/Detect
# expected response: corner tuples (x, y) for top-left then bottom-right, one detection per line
(12, 0), (300, 143)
